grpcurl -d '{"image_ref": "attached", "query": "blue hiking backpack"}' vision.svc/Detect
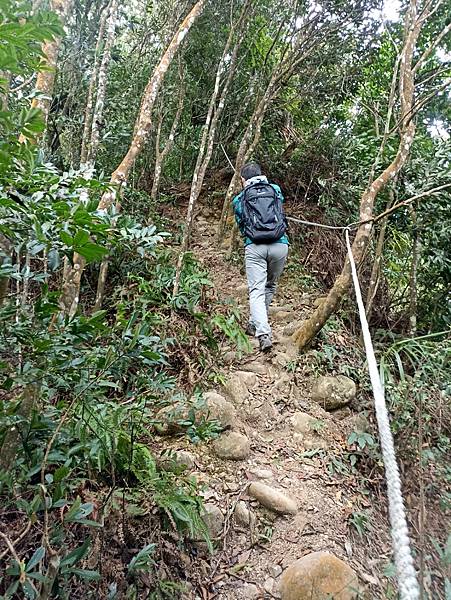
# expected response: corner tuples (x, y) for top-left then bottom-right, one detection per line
(242, 182), (287, 244)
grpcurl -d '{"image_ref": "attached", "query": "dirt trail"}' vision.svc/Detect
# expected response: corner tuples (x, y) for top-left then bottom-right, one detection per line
(166, 207), (388, 599)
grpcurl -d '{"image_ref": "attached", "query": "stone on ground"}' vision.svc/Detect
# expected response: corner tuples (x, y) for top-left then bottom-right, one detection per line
(213, 431), (250, 460)
(272, 310), (292, 322)
(241, 583), (260, 599)
(234, 500), (251, 526)
(290, 412), (329, 449)
(241, 360), (269, 375)
(157, 450), (195, 471)
(249, 466), (273, 480)
(203, 391), (236, 429)
(263, 577), (276, 594)
(332, 407), (352, 420)
(274, 373), (291, 390)
(291, 411), (316, 434)
(153, 404), (189, 435)
(346, 412), (370, 433)
(248, 482), (298, 515)
(235, 370), (257, 388)
(201, 503), (224, 540)
(223, 350), (236, 364)
(270, 564), (283, 578)
(280, 552), (359, 600)
(311, 375), (356, 411)
(225, 371), (257, 404)
(273, 351), (291, 368)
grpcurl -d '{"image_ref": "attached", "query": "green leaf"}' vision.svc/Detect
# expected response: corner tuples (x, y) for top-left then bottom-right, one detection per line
(26, 546), (45, 571)
(128, 544), (156, 574)
(74, 242), (108, 262)
(60, 231), (73, 246)
(47, 248), (60, 271)
(53, 465), (70, 482)
(73, 230), (90, 247)
(347, 432), (357, 445)
(65, 568), (101, 581)
(26, 572), (49, 582)
(73, 518), (103, 528)
(60, 538), (91, 567)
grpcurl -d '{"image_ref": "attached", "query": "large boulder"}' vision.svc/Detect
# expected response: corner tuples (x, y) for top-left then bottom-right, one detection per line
(311, 375), (356, 411)
(248, 482), (298, 515)
(280, 552), (359, 600)
(213, 431), (250, 460)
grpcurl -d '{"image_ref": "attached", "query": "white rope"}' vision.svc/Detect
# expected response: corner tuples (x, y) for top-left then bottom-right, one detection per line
(344, 229), (420, 600)
(220, 142), (238, 172)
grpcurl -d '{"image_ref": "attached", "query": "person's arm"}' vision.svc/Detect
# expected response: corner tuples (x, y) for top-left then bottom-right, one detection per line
(271, 183), (285, 203)
(232, 192), (243, 229)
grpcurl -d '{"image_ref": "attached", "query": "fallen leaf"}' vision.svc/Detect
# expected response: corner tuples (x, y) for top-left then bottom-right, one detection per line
(238, 549), (251, 563)
(361, 571), (380, 586)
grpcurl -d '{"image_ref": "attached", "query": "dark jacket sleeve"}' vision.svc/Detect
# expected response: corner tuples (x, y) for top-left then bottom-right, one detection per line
(232, 192), (244, 233)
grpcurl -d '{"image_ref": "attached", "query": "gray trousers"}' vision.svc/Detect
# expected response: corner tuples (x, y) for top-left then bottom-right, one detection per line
(245, 243), (288, 337)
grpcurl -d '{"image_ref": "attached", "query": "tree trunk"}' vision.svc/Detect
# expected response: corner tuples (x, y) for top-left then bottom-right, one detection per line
(60, 0), (206, 316)
(80, 1), (110, 166)
(0, 385), (39, 471)
(408, 205), (420, 336)
(87, 0), (119, 166)
(172, 0), (251, 298)
(292, 3), (422, 350)
(365, 184), (397, 320)
(24, 0), (73, 132)
(150, 72), (185, 204)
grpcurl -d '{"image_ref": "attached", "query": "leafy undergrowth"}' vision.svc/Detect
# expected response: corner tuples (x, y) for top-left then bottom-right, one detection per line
(0, 232), (247, 598)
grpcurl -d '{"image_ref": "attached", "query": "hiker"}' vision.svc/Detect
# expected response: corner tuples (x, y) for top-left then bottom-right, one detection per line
(232, 162), (288, 352)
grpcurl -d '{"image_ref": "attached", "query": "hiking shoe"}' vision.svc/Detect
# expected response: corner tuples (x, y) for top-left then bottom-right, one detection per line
(258, 334), (273, 353)
(245, 322), (256, 336)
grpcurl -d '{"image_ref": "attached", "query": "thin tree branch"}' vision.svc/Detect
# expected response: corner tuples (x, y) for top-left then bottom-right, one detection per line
(10, 74), (36, 93)
(358, 182), (451, 226)
(414, 21), (451, 73)
(0, 532), (21, 564)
